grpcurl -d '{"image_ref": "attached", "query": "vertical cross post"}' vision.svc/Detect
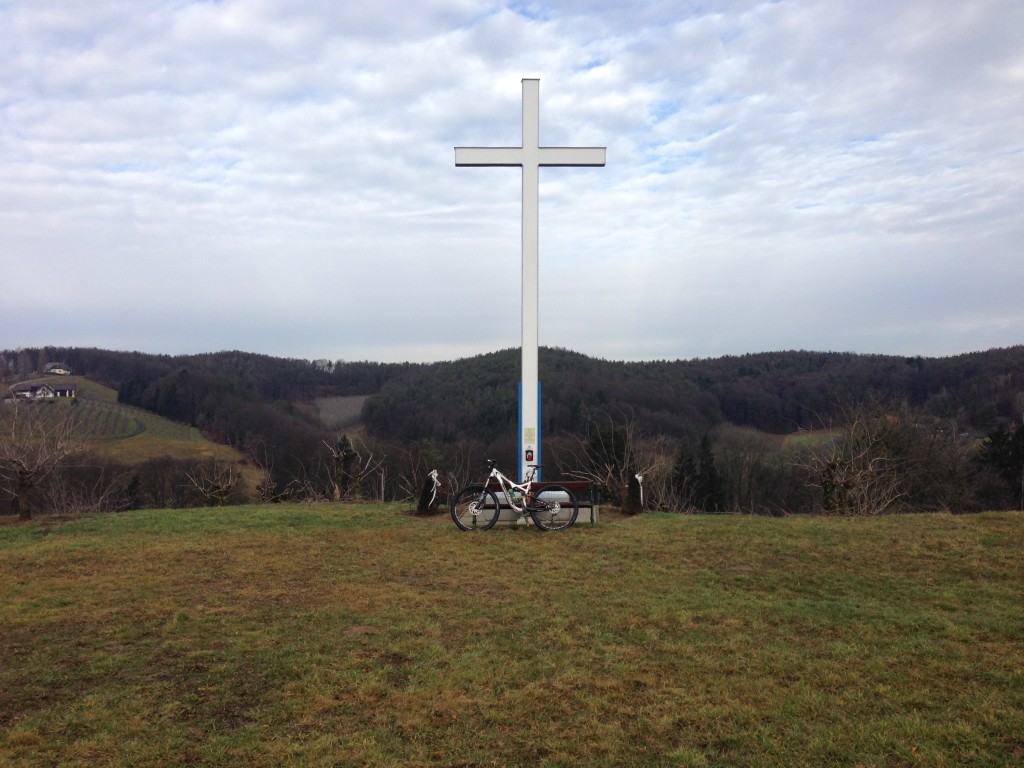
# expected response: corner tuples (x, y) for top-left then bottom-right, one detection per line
(456, 78), (605, 482)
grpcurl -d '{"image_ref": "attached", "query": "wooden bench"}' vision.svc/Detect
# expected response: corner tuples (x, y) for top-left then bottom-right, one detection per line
(486, 480), (599, 525)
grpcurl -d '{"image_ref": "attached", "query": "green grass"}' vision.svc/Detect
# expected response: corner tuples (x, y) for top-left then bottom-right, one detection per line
(70, 379), (204, 449)
(41, 378), (227, 462)
(781, 429), (838, 453)
(81, 400), (213, 463)
(314, 394), (368, 431)
(66, 376), (119, 404)
(2, 509), (1022, 767)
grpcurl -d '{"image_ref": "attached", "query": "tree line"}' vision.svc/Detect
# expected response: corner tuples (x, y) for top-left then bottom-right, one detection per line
(7, 345), (1023, 441)
(3, 345), (1024, 517)
(362, 346), (1024, 442)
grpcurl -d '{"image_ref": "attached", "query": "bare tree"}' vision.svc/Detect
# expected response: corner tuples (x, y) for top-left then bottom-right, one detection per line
(323, 435), (387, 501)
(441, 440), (485, 492)
(185, 458), (242, 507)
(712, 424), (803, 515)
(249, 442), (280, 503)
(43, 463), (134, 515)
(643, 444), (701, 513)
(355, 440), (388, 502)
(324, 435), (359, 500)
(555, 408), (667, 509)
(798, 401), (909, 516)
(0, 401), (84, 519)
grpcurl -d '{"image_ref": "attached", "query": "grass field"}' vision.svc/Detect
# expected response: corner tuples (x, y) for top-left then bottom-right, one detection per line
(2, 508), (1022, 767)
(6, 377), (240, 464)
(315, 395), (368, 431)
(69, 380), (227, 463)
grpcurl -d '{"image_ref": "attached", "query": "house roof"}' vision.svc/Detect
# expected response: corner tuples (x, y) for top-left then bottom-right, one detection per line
(8, 380), (76, 397)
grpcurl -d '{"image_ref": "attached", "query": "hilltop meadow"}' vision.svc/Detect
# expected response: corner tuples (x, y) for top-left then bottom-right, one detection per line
(2, 505), (1022, 767)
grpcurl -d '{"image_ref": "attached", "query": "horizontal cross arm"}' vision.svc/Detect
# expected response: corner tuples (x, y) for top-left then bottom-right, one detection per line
(455, 146), (524, 167)
(538, 146), (606, 167)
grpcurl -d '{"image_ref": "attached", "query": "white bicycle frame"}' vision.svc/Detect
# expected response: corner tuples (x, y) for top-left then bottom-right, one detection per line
(486, 464), (541, 514)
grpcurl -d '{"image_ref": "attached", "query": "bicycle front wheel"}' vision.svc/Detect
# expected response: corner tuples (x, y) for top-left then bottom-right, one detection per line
(529, 485), (578, 531)
(451, 485), (500, 531)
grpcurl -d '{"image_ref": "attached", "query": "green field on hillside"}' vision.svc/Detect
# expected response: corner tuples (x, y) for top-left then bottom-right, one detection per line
(6, 377), (237, 463)
(315, 394), (368, 431)
(2, 508), (1021, 767)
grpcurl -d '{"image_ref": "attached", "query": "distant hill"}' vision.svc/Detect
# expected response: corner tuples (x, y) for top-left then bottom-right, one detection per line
(4, 344), (1024, 450)
(5, 344), (1023, 514)
(2, 348), (403, 486)
(361, 346), (1024, 444)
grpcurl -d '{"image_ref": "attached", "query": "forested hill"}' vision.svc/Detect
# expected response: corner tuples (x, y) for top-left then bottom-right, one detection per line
(1, 348), (408, 482)
(1, 347), (405, 403)
(362, 346), (1024, 443)
(4, 345), (1024, 447)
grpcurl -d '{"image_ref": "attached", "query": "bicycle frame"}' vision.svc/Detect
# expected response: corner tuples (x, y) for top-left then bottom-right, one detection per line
(485, 464), (540, 514)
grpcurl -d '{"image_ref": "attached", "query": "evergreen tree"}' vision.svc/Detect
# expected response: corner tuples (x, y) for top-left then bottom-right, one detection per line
(977, 424), (1024, 510)
(671, 443), (698, 508)
(695, 433), (723, 512)
(671, 435), (723, 512)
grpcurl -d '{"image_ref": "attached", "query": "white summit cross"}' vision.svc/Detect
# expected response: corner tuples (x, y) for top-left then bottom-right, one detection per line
(456, 78), (605, 482)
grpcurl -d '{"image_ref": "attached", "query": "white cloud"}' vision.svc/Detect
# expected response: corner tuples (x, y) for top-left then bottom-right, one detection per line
(1, 0), (1022, 363)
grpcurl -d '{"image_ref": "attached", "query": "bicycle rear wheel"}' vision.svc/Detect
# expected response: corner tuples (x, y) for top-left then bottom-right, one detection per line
(451, 485), (500, 531)
(528, 485), (578, 531)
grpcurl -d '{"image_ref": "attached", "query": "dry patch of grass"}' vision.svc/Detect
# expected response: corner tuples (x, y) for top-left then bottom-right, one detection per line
(88, 431), (235, 464)
(315, 395), (368, 431)
(2, 508), (1022, 766)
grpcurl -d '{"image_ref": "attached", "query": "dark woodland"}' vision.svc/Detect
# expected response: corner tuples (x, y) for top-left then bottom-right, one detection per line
(3, 345), (1024, 516)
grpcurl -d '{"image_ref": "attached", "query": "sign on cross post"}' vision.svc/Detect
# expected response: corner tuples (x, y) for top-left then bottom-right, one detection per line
(456, 78), (606, 483)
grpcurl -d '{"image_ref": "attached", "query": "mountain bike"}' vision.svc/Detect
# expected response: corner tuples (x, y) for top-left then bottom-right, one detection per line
(450, 460), (579, 531)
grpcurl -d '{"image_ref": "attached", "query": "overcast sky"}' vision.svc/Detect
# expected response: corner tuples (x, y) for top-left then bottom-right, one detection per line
(2, 1), (1022, 364)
